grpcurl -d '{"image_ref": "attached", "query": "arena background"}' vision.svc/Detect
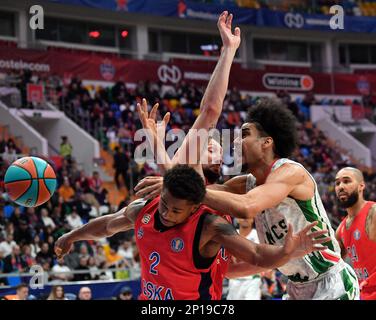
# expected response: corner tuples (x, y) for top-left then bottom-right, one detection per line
(0, 0), (375, 300)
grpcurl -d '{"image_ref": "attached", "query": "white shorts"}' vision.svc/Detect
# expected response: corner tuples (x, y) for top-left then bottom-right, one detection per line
(227, 276), (262, 300)
(284, 261), (360, 300)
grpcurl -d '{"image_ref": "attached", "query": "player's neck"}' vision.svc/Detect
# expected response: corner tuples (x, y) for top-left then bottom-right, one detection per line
(249, 156), (278, 185)
(239, 226), (252, 237)
(347, 198), (367, 218)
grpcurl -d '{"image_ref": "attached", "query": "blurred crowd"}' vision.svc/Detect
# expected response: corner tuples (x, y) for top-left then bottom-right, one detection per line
(0, 283), (135, 300)
(193, 0), (376, 17)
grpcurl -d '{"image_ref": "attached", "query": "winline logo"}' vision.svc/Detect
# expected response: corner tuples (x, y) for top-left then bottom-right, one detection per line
(262, 73), (314, 91)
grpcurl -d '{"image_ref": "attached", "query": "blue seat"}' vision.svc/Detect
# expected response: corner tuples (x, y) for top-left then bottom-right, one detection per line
(7, 276), (21, 286)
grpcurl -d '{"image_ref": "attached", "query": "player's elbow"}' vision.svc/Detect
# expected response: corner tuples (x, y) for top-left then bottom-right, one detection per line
(104, 218), (118, 238)
(201, 103), (221, 120)
(241, 202), (259, 219)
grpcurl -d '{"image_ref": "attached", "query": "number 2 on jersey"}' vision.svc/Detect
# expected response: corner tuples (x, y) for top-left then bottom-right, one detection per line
(149, 251), (160, 275)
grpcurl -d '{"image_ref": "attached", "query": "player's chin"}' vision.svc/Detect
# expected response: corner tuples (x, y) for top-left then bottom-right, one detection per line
(209, 164), (221, 174)
(338, 195), (348, 202)
(160, 216), (175, 227)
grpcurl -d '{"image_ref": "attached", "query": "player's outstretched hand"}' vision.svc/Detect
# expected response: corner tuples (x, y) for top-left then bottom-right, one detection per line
(54, 233), (74, 260)
(137, 98), (170, 140)
(134, 176), (163, 200)
(283, 221), (330, 259)
(217, 11), (241, 51)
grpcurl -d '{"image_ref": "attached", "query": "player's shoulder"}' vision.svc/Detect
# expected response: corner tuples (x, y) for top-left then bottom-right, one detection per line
(268, 161), (306, 183)
(201, 203), (229, 217)
(202, 211), (226, 224)
(127, 197), (157, 220)
(336, 218), (346, 234)
(202, 212), (236, 236)
(128, 197), (149, 210)
(228, 174), (248, 183)
(367, 203), (376, 222)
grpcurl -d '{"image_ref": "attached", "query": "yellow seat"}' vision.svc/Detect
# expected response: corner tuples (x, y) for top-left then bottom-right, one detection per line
(236, 0), (259, 9)
(169, 99), (180, 110)
(321, 6), (329, 14)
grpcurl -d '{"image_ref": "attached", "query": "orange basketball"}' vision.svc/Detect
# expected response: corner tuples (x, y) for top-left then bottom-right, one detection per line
(4, 157), (57, 207)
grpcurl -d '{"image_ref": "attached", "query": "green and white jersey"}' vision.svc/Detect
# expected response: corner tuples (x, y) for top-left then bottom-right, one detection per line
(246, 158), (342, 282)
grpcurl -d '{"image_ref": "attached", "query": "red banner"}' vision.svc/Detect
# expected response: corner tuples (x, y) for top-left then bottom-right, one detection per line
(1, 45), (375, 95)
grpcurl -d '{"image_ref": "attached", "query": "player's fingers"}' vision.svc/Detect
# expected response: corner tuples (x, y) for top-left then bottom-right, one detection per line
(163, 112), (170, 127)
(226, 13), (233, 29)
(136, 184), (159, 194)
(136, 103), (144, 118)
(312, 245), (328, 251)
(134, 179), (148, 191)
(135, 185), (158, 198)
(142, 98), (148, 115)
(143, 189), (161, 201)
(301, 221), (318, 234)
(150, 103), (159, 121)
(136, 103), (142, 117)
(308, 230), (328, 238)
(218, 11), (227, 25)
(286, 223), (293, 238)
(55, 246), (62, 256)
(234, 27), (241, 37)
(134, 177), (160, 191)
(137, 103), (147, 127)
(312, 237), (331, 245)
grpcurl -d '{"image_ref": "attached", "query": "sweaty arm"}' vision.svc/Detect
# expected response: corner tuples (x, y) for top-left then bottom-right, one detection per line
(365, 204), (376, 242)
(54, 199), (147, 259)
(203, 164), (308, 219)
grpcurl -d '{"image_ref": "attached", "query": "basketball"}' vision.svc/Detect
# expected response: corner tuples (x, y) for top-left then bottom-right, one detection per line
(4, 156), (57, 207)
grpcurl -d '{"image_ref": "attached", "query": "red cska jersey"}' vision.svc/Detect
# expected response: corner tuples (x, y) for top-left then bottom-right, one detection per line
(210, 212), (232, 299)
(135, 196), (226, 300)
(204, 179), (231, 298)
(338, 201), (376, 300)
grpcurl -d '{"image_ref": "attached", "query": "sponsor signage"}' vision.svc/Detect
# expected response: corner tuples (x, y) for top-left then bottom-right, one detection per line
(262, 73), (314, 91)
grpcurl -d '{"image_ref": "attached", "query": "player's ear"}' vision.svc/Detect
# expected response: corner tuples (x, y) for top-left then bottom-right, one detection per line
(359, 181), (366, 194)
(262, 137), (273, 149)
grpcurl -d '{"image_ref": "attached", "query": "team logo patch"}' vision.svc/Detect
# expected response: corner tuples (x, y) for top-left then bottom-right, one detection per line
(99, 59), (116, 81)
(354, 229), (361, 241)
(142, 214), (151, 224)
(171, 238), (184, 253)
(137, 227), (144, 239)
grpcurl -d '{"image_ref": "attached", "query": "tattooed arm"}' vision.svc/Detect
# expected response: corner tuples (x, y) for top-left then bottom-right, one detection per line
(201, 214), (330, 269)
(365, 204), (376, 242)
(55, 199), (147, 259)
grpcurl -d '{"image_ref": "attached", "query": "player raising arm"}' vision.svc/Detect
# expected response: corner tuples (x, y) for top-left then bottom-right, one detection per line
(138, 11), (240, 174)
